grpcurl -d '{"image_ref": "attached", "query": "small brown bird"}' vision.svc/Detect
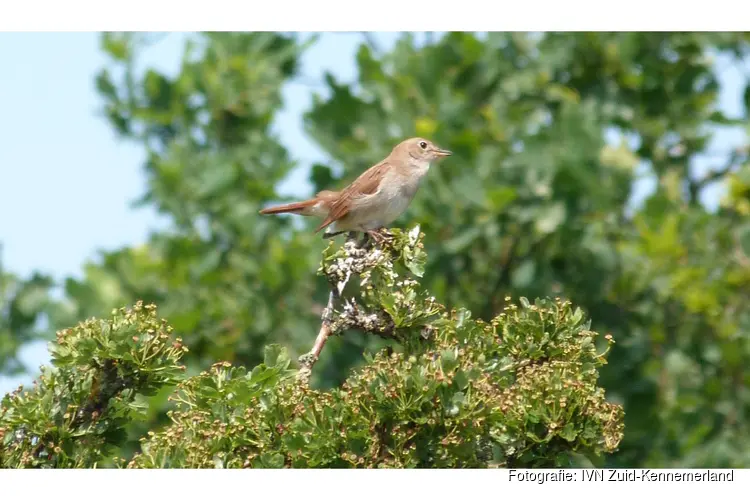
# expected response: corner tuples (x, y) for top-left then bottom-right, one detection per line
(259, 137), (452, 241)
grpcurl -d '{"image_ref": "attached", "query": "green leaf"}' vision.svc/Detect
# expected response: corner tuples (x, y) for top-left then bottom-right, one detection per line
(191, 248), (223, 276)
(708, 111), (743, 126)
(511, 260), (536, 288)
(487, 186), (518, 211)
(440, 348), (459, 373)
(101, 33), (130, 61)
(404, 251), (426, 278)
(453, 369), (470, 390)
(443, 227), (482, 254)
(255, 453), (285, 468)
(263, 344), (289, 369)
(95, 70), (118, 99)
(534, 203), (567, 235)
(545, 83), (580, 103)
(560, 423), (579, 442)
(196, 163), (238, 197)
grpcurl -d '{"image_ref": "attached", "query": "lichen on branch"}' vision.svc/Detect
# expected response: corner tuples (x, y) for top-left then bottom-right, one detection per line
(298, 227), (441, 380)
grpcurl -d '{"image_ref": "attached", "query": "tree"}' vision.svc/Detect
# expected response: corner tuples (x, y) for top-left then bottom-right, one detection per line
(2, 32), (750, 467)
(0, 257), (59, 376)
(1, 230), (623, 468)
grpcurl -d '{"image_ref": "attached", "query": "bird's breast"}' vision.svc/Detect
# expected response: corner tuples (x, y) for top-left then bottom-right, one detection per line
(362, 169), (425, 227)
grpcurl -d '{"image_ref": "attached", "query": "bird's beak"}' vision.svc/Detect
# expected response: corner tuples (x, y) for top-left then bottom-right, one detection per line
(435, 148), (452, 157)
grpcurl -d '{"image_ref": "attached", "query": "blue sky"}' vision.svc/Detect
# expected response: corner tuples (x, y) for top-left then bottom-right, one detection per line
(0, 33), (747, 394)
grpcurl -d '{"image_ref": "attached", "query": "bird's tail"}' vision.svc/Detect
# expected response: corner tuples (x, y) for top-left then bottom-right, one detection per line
(259, 198), (319, 216)
(259, 191), (338, 217)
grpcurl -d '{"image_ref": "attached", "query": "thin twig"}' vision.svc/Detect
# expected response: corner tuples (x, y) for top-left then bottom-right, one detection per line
(312, 291), (337, 357)
(297, 290), (337, 382)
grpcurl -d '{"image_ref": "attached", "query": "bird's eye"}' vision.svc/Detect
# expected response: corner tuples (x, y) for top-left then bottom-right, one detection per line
(419, 141), (427, 149)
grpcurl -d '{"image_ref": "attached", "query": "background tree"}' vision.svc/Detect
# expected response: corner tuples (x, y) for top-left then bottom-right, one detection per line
(2, 32), (750, 467)
(0, 259), (58, 376)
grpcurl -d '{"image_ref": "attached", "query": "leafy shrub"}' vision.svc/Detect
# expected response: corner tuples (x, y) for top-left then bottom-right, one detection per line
(0, 303), (186, 467)
(1, 228), (623, 468)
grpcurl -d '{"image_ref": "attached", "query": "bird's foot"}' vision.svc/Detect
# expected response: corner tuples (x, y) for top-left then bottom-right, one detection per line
(365, 228), (393, 247)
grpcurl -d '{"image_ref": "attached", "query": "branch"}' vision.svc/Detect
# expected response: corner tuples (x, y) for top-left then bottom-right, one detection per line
(297, 290), (336, 383)
(332, 298), (395, 339)
(297, 233), (396, 383)
(688, 149), (747, 202)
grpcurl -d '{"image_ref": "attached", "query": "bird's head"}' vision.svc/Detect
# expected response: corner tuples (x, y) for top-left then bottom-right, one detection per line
(395, 137), (452, 164)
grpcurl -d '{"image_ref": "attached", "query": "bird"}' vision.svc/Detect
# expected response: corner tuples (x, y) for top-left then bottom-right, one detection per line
(259, 137), (452, 242)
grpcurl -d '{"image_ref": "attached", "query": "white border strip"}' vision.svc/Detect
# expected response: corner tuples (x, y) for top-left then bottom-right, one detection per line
(1, 0), (748, 31)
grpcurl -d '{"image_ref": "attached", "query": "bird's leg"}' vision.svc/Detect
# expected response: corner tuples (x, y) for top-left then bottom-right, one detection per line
(358, 232), (374, 250)
(323, 230), (347, 240)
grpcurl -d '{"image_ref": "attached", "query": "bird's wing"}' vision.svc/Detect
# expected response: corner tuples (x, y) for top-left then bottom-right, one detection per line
(315, 160), (389, 233)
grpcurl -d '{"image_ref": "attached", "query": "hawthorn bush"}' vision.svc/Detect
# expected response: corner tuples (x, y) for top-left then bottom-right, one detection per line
(1, 227), (623, 468)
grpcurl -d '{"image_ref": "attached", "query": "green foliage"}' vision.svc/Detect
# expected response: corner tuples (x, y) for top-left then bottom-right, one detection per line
(1, 232), (621, 468)
(0, 303), (185, 467)
(0, 261), (55, 375)
(2, 32), (750, 467)
(132, 231), (622, 468)
(130, 324), (619, 468)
